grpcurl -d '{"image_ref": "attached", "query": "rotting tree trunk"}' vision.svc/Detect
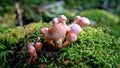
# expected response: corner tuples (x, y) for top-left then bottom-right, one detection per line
(15, 2), (23, 26)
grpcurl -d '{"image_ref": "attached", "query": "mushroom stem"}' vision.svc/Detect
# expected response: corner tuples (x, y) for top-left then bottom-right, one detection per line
(45, 39), (55, 46)
(28, 56), (33, 64)
(55, 38), (63, 48)
(63, 40), (69, 47)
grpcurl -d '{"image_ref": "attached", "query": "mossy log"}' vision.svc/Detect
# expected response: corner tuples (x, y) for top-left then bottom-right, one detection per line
(0, 22), (120, 68)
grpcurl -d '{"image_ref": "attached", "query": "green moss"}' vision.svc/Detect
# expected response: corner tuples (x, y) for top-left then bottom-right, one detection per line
(0, 22), (49, 49)
(0, 22), (120, 68)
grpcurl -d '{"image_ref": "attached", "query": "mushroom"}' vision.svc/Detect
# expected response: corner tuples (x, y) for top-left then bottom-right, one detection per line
(58, 15), (70, 31)
(40, 27), (48, 39)
(40, 18), (68, 48)
(63, 16), (82, 47)
(63, 31), (77, 47)
(69, 23), (82, 35)
(34, 42), (42, 51)
(73, 16), (81, 24)
(58, 15), (67, 24)
(46, 18), (65, 40)
(57, 15), (70, 43)
(40, 27), (48, 35)
(27, 42), (38, 64)
(40, 27), (55, 46)
(76, 17), (91, 27)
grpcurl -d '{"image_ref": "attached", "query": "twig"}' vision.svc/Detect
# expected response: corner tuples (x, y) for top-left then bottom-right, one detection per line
(15, 2), (23, 26)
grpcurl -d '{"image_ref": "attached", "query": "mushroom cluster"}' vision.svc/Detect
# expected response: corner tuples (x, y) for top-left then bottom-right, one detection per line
(26, 15), (90, 63)
(40, 15), (90, 49)
(26, 41), (42, 64)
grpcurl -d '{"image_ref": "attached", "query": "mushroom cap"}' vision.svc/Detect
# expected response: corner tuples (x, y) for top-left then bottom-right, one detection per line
(69, 24), (82, 35)
(46, 24), (67, 40)
(74, 16), (81, 23)
(46, 16), (68, 40)
(35, 42), (42, 51)
(40, 27), (48, 35)
(66, 32), (77, 42)
(77, 17), (90, 27)
(58, 15), (67, 23)
(27, 42), (35, 48)
(52, 18), (59, 25)
(27, 42), (36, 57)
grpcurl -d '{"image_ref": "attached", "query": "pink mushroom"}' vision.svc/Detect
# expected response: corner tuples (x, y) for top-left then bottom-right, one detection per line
(27, 42), (37, 64)
(69, 23), (82, 35)
(77, 17), (91, 27)
(63, 31), (77, 47)
(73, 16), (81, 24)
(58, 15), (70, 31)
(34, 42), (42, 51)
(40, 27), (48, 35)
(40, 17), (68, 48)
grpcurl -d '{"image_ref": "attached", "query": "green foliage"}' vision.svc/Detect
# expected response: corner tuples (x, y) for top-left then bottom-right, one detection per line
(64, 0), (120, 16)
(64, 0), (99, 10)
(80, 9), (120, 37)
(0, 22), (120, 68)
(80, 9), (119, 26)
(40, 6), (76, 22)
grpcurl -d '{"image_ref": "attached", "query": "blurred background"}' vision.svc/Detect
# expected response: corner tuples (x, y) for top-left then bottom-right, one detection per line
(0, 0), (120, 37)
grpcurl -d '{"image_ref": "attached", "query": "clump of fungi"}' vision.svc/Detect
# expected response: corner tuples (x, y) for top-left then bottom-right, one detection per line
(40, 15), (90, 48)
(26, 15), (90, 63)
(26, 38), (42, 64)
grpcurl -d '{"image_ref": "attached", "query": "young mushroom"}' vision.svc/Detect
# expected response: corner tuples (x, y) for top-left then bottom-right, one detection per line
(40, 27), (48, 35)
(69, 23), (82, 35)
(76, 17), (91, 27)
(58, 15), (67, 24)
(40, 28), (55, 47)
(58, 15), (70, 31)
(40, 27), (48, 40)
(34, 42), (42, 51)
(73, 16), (81, 24)
(63, 31), (77, 47)
(27, 42), (38, 64)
